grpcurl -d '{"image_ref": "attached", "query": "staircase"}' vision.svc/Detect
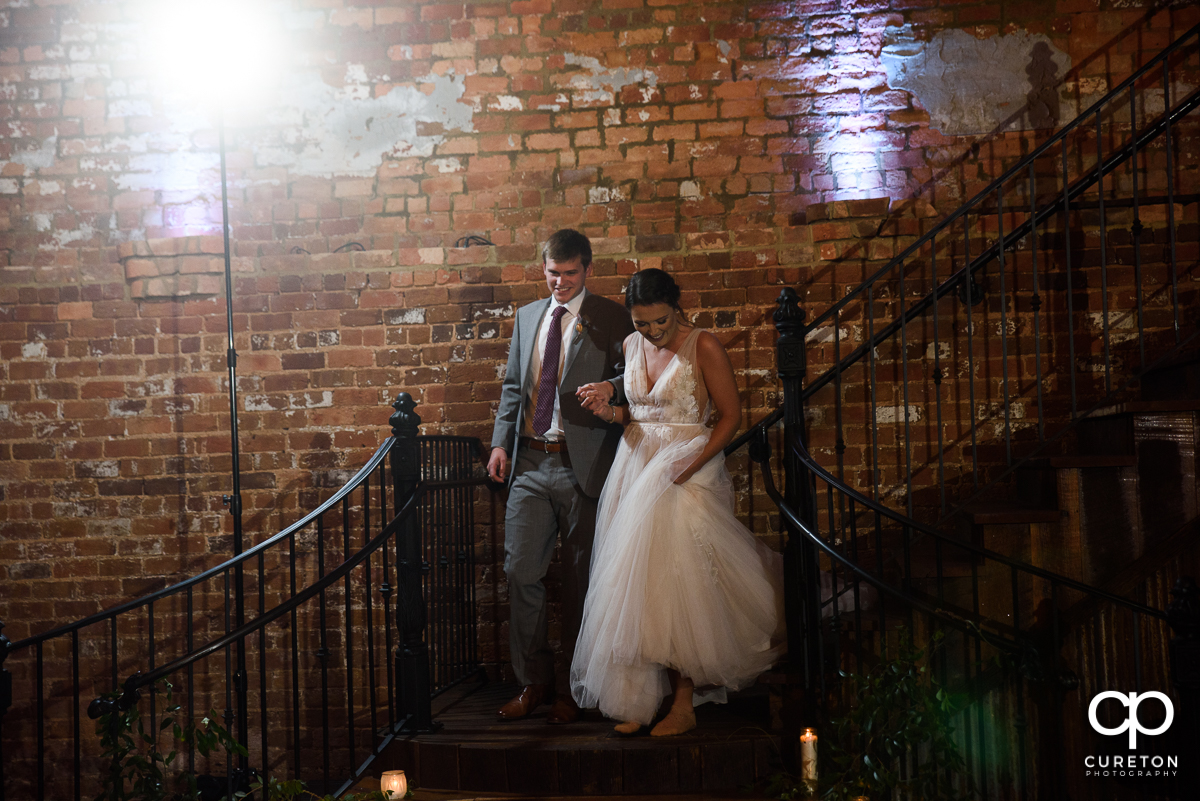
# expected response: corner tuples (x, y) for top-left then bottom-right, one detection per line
(753, 20), (1200, 801)
(3, 19), (1200, 801)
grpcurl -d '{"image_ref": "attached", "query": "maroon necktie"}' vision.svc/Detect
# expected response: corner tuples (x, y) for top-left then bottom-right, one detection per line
(531, 305), (568, 437)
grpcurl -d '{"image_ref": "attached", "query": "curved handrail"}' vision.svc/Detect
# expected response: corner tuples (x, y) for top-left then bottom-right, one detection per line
(89, 475), (490, 710)
(785, 432), (1167, 620)
(10, 437), (397, 652)
(753, 447), (1025, 652)
(724, 407), (783, 456)
(802, 84), (1200, 403)
(805, 22), (1200, 336)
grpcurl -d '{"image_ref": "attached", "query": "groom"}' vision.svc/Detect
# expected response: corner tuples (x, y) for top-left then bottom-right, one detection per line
(487, 229), (634, 724)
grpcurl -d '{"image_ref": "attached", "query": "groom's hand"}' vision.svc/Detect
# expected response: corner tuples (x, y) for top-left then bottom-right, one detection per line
(487, 447), (509, 482)
(576, 381), (614, 413)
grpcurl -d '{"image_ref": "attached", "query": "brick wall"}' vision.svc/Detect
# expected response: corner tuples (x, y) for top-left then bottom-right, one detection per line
(2, 2), (1200, 788)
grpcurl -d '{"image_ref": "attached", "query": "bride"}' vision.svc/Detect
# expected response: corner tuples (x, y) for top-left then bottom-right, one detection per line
(571, 268), (784, 736)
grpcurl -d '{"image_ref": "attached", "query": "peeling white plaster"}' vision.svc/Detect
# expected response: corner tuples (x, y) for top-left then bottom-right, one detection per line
(21, 342), (48, 359)
(490, 95), (523, 111)
(875, 405), (923, 424)
(925, 341), (952, 360)
(680, 180), (701, 199)
(882, 27), (1071, 135)
(562, 53), (659, 101)
(253, 70), (473, 177)
(115, 152), (220, 191)
(12, 134), (57, 169)
(430, 157), (463, 173)
(42, 221), (99, 250)
(805, 325), (851, 344)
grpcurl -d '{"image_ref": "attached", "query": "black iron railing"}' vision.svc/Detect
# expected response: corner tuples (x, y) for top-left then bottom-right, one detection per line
(796, 23), (1200, 525)
(0, 393), (490, 801)
(748, 289), (1199, 800)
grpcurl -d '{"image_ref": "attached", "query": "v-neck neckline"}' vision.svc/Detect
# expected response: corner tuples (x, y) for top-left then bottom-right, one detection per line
(643, 327), (695, 394)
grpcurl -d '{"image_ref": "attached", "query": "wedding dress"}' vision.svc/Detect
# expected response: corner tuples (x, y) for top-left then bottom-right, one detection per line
(570, 327), (785, 726)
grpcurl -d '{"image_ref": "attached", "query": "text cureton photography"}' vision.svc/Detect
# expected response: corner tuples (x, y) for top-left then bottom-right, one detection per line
(1084, 691), (1180, 780)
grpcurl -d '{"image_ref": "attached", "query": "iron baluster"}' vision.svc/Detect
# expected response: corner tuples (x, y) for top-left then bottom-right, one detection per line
(72, 631), (80, 801)
(289, 529), (301, 776)
(186, 588), (195, 778)
(964, 219), (979, 488)
(316, 515), (331, 790)
(342, 496), (355, 763)
(931, 237), (946, 515)
(900, 258), (913, 518)
(997, 188), (1012, 465)
(1061, 140), (1078, 418)
(1029, 163), (1045, 442)
(1097, 111), (1112, 395)
(379, 460), (396, 728)
(867, 285), (881, 501)
(0, 623), (9, 801)
(1163, 60), (1180, 342)
(36, 643), (44, 800)
(258, 549), (268, 788)
(1130, 85), (1146, 368)
(833, 310), (845, 485)
(364, 470), (379, 751)
(148, 600), (155, 739)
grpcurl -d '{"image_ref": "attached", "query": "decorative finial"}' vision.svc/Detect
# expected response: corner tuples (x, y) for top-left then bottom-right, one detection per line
(390, 392), (421, 438)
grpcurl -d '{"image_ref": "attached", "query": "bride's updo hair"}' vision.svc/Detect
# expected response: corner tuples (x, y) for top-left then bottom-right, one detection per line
(625, 268), (682, 311)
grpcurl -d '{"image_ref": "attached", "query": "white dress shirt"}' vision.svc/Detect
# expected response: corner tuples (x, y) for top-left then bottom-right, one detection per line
(524, 289), (588, 441)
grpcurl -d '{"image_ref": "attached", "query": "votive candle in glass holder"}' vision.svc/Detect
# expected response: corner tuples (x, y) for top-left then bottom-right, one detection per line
(380, 770), (407, 798)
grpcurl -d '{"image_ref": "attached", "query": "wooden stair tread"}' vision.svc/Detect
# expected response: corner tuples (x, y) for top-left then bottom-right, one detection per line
(379, 680), (779, 794)
(1086, 399), (1200, 417)
(963, 504), (1062, 525)
(1047, 454), (1137, 468)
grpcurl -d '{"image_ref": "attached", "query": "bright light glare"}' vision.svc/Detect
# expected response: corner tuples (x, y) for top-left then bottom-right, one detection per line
(142, 0), (285, 111)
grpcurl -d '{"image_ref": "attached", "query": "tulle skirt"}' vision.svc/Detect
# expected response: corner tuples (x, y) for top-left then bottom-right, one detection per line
(570, 421), (785, 725)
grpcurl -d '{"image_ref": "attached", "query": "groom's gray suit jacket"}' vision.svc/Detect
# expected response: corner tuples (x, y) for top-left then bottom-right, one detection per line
(491, 291), (634, 498)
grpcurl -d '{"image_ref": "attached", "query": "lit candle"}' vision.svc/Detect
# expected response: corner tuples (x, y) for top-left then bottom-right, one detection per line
(380, 770), (407, 798)
(800, 727), (818, 790)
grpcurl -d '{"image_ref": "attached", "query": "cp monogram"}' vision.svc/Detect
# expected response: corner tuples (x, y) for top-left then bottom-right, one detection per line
(1087, 691), (1174, 749)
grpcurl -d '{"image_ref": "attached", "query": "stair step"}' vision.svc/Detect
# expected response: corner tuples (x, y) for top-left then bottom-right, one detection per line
(963, 504), (1062, 525)
(1086, 399), (1200, 417)
(379, 680), (780, 795)
(1047, 455), (1137, 469)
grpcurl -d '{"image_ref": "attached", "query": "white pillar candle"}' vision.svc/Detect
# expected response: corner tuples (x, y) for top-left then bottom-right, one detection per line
(800, 727), (818, 790)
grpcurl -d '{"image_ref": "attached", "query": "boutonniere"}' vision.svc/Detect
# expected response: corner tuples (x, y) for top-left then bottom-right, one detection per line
(575, 315), (592, 335)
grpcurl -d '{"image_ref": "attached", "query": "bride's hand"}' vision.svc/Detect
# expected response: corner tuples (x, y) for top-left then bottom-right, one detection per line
(673, 458), (704, 484)
(576, 382), (613, 415)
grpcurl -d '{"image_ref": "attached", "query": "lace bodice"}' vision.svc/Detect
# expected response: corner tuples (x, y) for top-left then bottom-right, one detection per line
(625, 328), (711, 425)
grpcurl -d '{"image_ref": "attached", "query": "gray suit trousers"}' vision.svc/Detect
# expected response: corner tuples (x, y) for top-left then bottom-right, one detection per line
(503, 446), (596, 690)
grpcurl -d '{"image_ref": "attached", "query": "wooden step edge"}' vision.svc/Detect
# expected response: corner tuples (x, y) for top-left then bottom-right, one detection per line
(1085, 399), (1200, 418)
(1048, 454), (1138, 469)
(962, 505), (1062, 525)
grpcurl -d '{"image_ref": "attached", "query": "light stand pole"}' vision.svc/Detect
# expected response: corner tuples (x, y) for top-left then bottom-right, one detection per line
(217, 113), (250, 786)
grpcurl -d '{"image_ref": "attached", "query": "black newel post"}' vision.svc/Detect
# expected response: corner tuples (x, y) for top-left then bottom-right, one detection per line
(773, 289), (823, 729)
(1167, 577), (1200, 786)
(1, 622), (11, 801)
(389, 393), (437, 732)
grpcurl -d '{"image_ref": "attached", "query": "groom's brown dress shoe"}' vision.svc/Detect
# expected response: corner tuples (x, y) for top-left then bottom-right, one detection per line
(545, 694), (579, 724)
(497, 684), (548, 719)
